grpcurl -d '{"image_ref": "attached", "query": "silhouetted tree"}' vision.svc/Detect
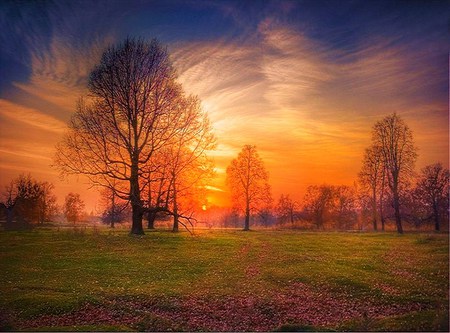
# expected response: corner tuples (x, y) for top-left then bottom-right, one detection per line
(100, 186), (128, 228)
(414, 163), (449, 231)
(161, 96), (215, 232)
(55, 38), (213, 235)
(276, 194), (298, 224)
(1, 180), (20, 227)
(36, 181), (58, 224)
(333, 185), (357, 230)
(358, 146), (387, 231)
(303, 185), (335, 229)
(371, 113), (417, 234)
(0, 174), (58, 228)
(226, 145), (271, 231)
(64, 193), (85, 224)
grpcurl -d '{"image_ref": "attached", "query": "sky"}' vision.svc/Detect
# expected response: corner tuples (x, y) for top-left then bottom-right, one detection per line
(0, 0), (448, 212)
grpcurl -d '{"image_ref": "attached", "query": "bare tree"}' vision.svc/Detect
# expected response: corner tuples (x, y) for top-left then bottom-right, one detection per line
(99, 186), (129, 228)
(334, 185), (357, 230)
(415, 163), (449, 231)
(64, 193), (85, 224)
(140, 93), (215, 232)
(276, 194), (298, 224)
(36, 181), (58, 224)
(303, 184), (335, 230)
(161, 96), (215, 232)
(371, 113), (417, 234)
(55, 38), (205, 235)
(226, 145), (271, 231)
(359, 146), (387, 231)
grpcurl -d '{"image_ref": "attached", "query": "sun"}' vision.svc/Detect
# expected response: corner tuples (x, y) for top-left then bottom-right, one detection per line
(202, 205), (207, 211)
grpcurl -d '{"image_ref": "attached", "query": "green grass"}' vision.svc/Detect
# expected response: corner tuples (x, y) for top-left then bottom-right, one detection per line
(0, 228), (448, 331)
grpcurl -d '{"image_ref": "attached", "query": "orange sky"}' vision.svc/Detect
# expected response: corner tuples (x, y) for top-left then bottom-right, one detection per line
(1, 2), (448, 212)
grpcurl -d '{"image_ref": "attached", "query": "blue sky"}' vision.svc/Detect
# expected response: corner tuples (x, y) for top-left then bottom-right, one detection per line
(0, 0), (448, 208)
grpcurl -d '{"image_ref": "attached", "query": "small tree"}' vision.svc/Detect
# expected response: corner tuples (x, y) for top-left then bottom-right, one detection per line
(303, 184), (335, 230)
(36, 181), (58, 224)
(371, 113), (417, 234)
(0, 174), (58, 227)
(415, 163), (449, 231)
(64, 193), (85, 224)
(226, 145), (271, 231)
(333, 185), (357, 230)
(99, 187), (128, 228)
(359, 146), (387, 231)
(276, 194), (298, 224)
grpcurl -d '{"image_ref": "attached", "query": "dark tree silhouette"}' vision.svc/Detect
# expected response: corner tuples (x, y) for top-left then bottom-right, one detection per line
(276, 194), (298, 224)
(0, 174), (58, 228)
(359, 146), (387, 231)
(415, 163), (449, 231)
(303, 185), (335, 230)
(64, 193), (85, 224)
(371, 113), (417, 234)
(55, 38), (212, 235)
(226, 145), (271, 231)
(100, 186), (128, 228)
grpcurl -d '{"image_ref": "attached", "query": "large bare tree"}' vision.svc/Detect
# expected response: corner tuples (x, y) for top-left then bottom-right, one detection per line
(226, 145), (271, 231)
(371, 113), (417, 234)
(55, 38), (210, 235)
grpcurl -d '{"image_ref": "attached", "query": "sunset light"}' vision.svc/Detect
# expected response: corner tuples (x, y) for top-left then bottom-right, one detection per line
(0, 1), (449, 331)
(1, 1), (448, 214)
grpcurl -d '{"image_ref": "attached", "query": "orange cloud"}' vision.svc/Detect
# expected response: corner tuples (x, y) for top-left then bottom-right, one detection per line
(171, 20), (448, 206)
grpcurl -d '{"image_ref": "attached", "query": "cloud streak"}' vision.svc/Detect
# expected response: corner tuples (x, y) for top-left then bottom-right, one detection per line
(0, 99), (67, 134)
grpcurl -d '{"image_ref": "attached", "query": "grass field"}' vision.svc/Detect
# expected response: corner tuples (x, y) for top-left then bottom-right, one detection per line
(0, 227), (448, 331)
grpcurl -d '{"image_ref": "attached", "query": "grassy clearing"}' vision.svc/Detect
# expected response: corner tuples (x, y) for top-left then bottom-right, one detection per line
(0, 228), (448, 331)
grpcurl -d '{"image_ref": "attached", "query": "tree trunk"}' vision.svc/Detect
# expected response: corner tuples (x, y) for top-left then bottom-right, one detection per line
(131, 204), (144, 234)
(130, 163), (144, 235)
(393, 189), (403, 234)
(5, 207), (14, 229)
(172, 181), (179, 232)
(172, 214), (179, 232)
(110, 192), (115, 228)
(244, 204), (250, 231)
(147, 210), (156, 229)
(433, 201), (440, 232)
(372, 188), (378, 231)
(379, 197), (385, 231)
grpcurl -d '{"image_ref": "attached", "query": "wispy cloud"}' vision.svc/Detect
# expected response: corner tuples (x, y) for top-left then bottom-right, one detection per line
(171, 14), (448, 200)
(0, 99), (67, 133)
